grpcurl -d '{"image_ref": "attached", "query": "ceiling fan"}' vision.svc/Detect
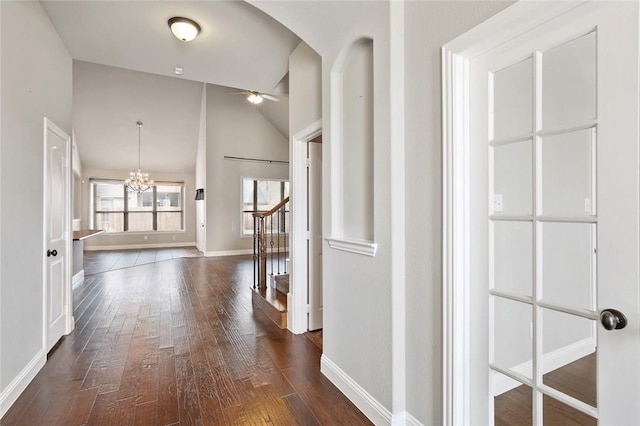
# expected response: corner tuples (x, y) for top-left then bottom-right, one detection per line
(230, 90), (280, 105)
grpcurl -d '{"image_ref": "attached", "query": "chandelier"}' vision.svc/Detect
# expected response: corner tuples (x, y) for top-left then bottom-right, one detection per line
(125, 121), (154, 193)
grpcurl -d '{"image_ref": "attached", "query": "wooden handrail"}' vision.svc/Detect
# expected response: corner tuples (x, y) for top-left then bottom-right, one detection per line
(252, 196), (290, 290)
(252, 196), (290, 218)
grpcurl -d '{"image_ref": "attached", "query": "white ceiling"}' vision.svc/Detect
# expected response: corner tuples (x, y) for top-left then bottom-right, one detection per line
(41, 1), (300, 94)
(41, 1), (300, 174)
(73, 61), (204, 173)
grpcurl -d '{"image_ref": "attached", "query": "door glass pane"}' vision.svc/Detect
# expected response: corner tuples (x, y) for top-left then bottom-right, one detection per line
(493, 296), (532, 378)
(493, 57), (534, 140)
(492, 140), (533, 215)
(492, 221), (533, 297)
(128, 213), (153, 231)
(494, 370), (533, 426)
(541, 222), (595, 310)
(543, 395), (597, 425)
(540, 128), (595, 217)
(541, 31), (596, 129)
(542, 308), (597, 408)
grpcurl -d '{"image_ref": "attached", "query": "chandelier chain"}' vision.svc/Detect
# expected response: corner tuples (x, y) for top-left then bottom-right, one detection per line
(126, 120), (154, 193)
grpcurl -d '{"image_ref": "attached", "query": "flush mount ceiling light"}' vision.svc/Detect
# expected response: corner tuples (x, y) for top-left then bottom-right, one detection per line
(168, 17), (201, 42)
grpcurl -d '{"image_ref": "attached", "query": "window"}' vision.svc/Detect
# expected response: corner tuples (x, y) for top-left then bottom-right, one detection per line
(91, 179), (184, 232)
(242, 178), (289, 236)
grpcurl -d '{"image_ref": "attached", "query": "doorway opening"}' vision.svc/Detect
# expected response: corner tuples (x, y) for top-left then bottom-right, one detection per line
(290, 119), (323, 336)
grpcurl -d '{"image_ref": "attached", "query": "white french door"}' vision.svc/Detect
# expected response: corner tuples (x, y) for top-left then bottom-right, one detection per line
(460, 2), (640, 424)
(44, 118), (72, 351)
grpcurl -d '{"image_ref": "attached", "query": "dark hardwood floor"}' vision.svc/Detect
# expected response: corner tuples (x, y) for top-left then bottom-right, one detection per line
(2, 255), (370, 425)
(495, 353), (597, 425)
(83, 247), (202, 275)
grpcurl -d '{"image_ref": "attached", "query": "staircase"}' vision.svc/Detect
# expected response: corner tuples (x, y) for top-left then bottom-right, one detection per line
(274, 273), (289, 295)
(251, 197), (290, 328)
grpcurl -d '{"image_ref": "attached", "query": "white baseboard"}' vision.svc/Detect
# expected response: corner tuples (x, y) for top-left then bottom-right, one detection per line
(286, 292), (296, 334)
(321, 355), (392, 425)
(494, 337), (595, 396)
(0, 348), (46, 418)
(72, 270), (84, 289)
(84, 242), (196, 251)
(204, 249), (253, 257)
(391, 411), (424, 426)
(404, 412), (423, 426)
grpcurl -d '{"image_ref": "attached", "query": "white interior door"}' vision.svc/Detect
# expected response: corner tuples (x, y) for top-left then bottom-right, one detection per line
(308, 140), (323, 331)
(467, 2), (640, 424)
(44, 118), (71, 351)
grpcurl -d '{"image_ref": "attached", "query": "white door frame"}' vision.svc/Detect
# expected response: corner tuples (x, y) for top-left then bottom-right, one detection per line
(42, 117), (74, 352)
(441, 2), (586, 425)
(289, 118), (322, 334)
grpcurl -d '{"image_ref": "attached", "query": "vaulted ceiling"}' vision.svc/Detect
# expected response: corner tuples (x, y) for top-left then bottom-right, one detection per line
(41, 1), (300, 173)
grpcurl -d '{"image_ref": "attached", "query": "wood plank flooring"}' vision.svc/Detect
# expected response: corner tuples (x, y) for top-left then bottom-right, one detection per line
(83, 247), (202, 275)
(495, 353), (597, 425)
(2, 255), (370, 425)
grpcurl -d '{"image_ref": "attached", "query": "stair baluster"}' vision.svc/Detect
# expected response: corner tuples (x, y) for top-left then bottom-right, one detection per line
(252, 196), (289, 289)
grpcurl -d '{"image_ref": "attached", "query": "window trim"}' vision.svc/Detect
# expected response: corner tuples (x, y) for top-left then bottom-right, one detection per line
(240, 176), (290, 237)
(90, 178), (185, 233)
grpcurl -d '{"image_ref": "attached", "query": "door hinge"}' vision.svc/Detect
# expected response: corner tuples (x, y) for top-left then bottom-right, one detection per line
(305, 159), (310, 168)
(305, 304), (310, 313)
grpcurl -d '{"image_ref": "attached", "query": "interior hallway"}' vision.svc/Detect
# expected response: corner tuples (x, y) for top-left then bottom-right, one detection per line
(2, 255), (369, 425)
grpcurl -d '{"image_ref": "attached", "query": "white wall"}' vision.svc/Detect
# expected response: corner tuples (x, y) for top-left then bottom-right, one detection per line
(340, 38), (374, 242)
(72, 60), (203, 174)
(72, 133), (84, 226)
(251, 0), (395, 414)
(289, 41), (322, 136)
(72, 60), (204, 250)
(0, 0), (72, 409)
(81, 168), (196, 249)
(403, 1), (513, 423)
(0, 1), (520, 423)
(252, 1), (514, 423)
(205, 84), (289, 254)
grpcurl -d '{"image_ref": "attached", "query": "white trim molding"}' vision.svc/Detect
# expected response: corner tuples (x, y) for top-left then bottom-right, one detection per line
(441, 2), (587, 425)
(290, 118), (323, 335)
(326, 237), (377, 257)
(321, 355), (392, 425)
(403, 412), (424, 426)
(390, 0), (407, 419)
(84, 241), (197, 251)
(204, 248), (253, 257)
(72, 270), (84, 289)
(392, 411), (425, 426)
(0, 349), (46, 418)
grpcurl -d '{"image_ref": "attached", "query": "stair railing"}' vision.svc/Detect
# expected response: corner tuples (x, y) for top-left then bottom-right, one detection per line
(253, 196), (289, 289)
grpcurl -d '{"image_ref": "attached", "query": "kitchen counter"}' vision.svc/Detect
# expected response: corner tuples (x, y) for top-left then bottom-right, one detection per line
(73, 229), (104, 285)
(73, 229), (105, 241)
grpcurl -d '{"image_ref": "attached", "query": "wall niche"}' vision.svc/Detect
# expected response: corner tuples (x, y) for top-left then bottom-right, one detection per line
(331, 37), (374, 250)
